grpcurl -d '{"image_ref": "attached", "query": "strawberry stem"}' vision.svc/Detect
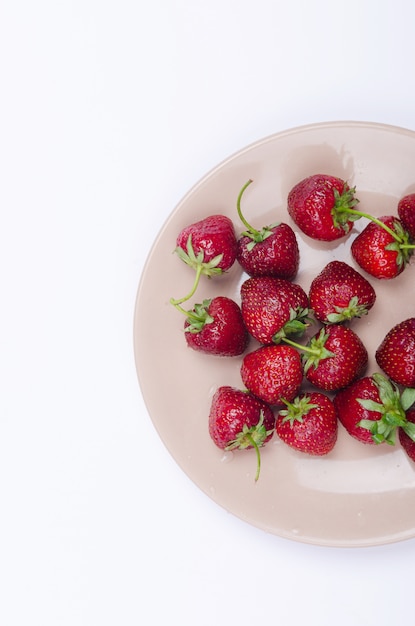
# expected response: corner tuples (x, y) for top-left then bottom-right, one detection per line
(170, 263), (203, 306)
(169, 297), (214, 331)
(281, 337), (321, 357)
(281, 331), (335, 372)
(171, 235), (225, 306)
(338, 207), (415, 248)
(237, 179), (261, 237)
(245, 433), (261, 482)
(236, 179), (279, 248)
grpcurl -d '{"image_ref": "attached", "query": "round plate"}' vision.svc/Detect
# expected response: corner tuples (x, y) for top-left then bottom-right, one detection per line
(134, 121), (415, 547)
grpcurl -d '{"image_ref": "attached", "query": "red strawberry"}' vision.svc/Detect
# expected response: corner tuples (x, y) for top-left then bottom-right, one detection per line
(240, 276), (309, 345)
(276, 392), (338, 455)
(180, 296), (249, 356)
(375, 318), (415, 387)
(236, 179), (299, 279)
(398, 193), (415, 240)
(399, 408), (415, 462)
(240, 344), (303, 406)
(284, 324), (368, 391)
(171, 215), (238, 305)
(351, 215), (414, 279)
(334, 373), (415, 445)
(208, 385), (275, 481)
(287, 174), (360, 241)
(309, 260), (376, 324)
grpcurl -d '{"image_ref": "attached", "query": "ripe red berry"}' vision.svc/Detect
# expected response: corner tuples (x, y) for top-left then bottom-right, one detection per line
(208, 386), (275, 481)
(183, 296), (249, 356)
(351, 215), (414, 279)
(284, 324), (368, 391)
(398, 193), (415, 240)
(375, 318), (415, 387)
(276, 392), (338, 455)
(240, 276), (309, 345)
(175, 214), (237, 274)
(287, 174), (359, 241)
(309, 260), (376, 323)
(171, 214), (238, 307)
(240, 344), (303, 406)
(334, 373), (415, 445)
(236, 179), (299, 279)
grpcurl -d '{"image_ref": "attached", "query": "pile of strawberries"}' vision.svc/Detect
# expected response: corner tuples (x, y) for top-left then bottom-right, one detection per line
(170, 174), (415, 481)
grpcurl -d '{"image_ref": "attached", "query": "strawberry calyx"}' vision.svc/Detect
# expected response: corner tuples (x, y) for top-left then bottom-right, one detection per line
(279, 395), (319, 425)
(383, 219), (415, 269)
(171, 298), (214, 333)
(237, 179), (280, 251)
(357, 373), (415, 445)
(331, 186), (361, 232)
(326, 296), (371, 323)
(225, 410), (273, 482)
(272, 307), (311, 343)
(282, 328), (335, 373)
(170, 235), (224, 306)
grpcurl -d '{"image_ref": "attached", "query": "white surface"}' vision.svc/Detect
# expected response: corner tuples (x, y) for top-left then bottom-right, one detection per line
(1, 1), (414, 624)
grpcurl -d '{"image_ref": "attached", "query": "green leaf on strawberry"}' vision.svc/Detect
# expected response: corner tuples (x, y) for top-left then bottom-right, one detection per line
(357, 373), (415, 445)
(326, 296), (372, 323)
(278, 395), (319, 425)
(272, 307), (311, 343)
(225, 410), (274, 482)
(183, 299), (214, 333)
(331, 186), (361, 230)
(175, 234), (224, 276)
(401, 387), (415, 411)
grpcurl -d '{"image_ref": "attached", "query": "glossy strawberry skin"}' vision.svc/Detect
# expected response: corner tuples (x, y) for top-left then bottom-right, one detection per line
(276, 392), (338, 455)
(184, 297), (249, 356)
(304, 325), (368, 391)
(399, 408), (415, 462)
(240, 276), (309, 345)
(287, 174), (357, 241)
(176, 214), (238, 272)
(375, 318), (415, 387)
(237, 222), (299, 279)
(240, 344), (303, 406)
(333, 377), (382, 444)
(398, 193), (415, 240)
(351, 216), (408, 279)
(208, 386), (275, 449)
(309, 260), (376, 324)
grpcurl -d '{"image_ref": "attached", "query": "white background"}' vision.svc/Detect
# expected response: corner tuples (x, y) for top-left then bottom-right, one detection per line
(1, 1), (415, 624)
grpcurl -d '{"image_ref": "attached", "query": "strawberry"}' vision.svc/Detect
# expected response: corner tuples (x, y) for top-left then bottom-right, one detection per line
(177, 296), (249, 356)
(208, 385), (275, 481)
(308, 260), (376, 324)
(399, 408), (415, 462)
(397, 193), (415, 240)
(375, 318), (415, 387)
(334, 373), (415, 445)
(351, 215), (414, 279)
(171, 215), (238, 305)
(240, 276), (309, 345)
(284, 324), (368, 391)
(240, 344), (303, 406)
(276, 392), (338, 455)
(236, 179), (299, 279)
(287, 174), (360, 241)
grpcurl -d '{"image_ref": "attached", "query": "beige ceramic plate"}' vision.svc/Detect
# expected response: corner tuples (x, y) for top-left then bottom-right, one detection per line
(134, 121), (415, 547)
